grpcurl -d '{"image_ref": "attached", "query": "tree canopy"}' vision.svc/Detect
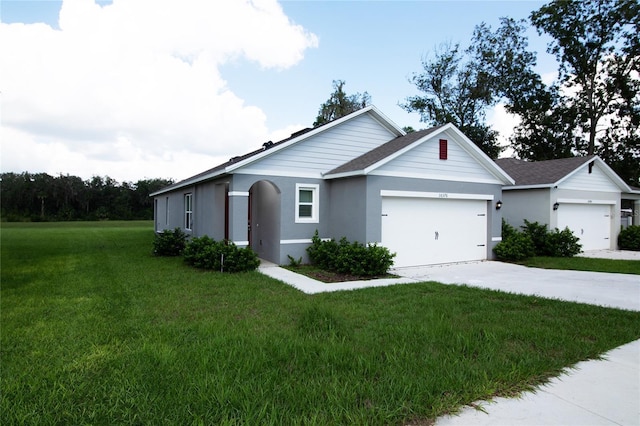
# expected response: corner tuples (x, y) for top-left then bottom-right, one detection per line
(313, 80), (371, 127)
(404, 0), (639, 185)
(402, 42), (502, 159)
(0, 172), (173, 222)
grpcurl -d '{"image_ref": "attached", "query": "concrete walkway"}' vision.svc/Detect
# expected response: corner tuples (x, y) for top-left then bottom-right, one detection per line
(258, 251), (640, 425)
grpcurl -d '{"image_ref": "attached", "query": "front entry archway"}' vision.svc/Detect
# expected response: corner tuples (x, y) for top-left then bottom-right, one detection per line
(248, 180), (281, 263)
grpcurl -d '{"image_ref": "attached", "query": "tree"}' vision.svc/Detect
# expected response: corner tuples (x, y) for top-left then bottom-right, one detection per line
(470, 17), (580, 160)
(313, 80), (371, 126)
(531, 0), (640, 158)
(403, 42), (503, 158)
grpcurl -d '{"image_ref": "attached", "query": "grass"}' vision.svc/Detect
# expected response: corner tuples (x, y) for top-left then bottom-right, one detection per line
(521, 256), (640, 275)
(2, 221), (640, 425)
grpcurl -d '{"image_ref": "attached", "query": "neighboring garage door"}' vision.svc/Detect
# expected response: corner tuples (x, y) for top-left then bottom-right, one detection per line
(557, 203), (611, 251)
(381, 196), (488, 267)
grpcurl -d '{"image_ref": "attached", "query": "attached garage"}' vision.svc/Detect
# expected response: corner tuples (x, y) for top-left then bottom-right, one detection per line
(557, 202), (612, 251)
(381, 192), (490, 267)
(496, 156), (631, 253)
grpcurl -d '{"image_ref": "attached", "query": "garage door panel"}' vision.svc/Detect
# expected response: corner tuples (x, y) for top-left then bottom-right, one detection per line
(382, 197), (487, 267)
(557, 203), (611, 251)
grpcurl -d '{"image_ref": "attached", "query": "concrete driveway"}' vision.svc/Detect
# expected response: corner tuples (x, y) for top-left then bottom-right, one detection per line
(394, 260), (640, 311)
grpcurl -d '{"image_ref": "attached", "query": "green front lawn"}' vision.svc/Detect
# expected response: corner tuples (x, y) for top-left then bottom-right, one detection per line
(521, 256), (640, 275)
(2, 222), (639, 425)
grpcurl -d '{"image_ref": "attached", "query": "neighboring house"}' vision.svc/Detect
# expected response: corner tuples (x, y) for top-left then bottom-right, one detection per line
(495, 156), (633, 251)
(151, 106), (514, 267)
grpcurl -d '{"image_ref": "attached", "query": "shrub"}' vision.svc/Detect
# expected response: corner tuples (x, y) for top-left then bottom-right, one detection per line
(521, 220), (550, 255)
(183, 236), (260, 272)
(306, 231), (395, 276)
(153, 228), (187, 256)
(493, 232), (536, 261)
(545, 227), (582, 257)
(618, 225), (640, 251)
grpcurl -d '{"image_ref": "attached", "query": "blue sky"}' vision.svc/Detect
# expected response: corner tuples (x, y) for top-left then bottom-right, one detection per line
(1, 0), (555, 182)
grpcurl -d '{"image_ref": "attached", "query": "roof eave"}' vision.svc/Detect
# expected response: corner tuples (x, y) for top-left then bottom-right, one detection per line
(323, 170), (366, 180)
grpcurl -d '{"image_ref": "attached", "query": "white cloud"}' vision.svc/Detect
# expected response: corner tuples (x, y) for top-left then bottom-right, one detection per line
(0, 0), (318, 182)
(487, 103), (520, 158)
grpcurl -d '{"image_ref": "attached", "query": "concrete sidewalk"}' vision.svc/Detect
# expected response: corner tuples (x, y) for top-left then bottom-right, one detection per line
(258, 252), (640, 425)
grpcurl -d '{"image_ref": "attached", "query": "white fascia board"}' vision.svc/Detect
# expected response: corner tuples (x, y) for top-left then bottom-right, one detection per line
(555, 156), (631, 192)
(366, 105), (406, 137)
(150, 171), (225, 196)
(557, 198), (616, 205)
(370, 169), (505, 185)
(322, 170), (366, 180)
(381, 189), (494, 201)
(502, 184), (553, 191)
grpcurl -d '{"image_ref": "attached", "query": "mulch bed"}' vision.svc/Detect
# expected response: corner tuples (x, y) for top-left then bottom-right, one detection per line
(285, 265), (397, 283)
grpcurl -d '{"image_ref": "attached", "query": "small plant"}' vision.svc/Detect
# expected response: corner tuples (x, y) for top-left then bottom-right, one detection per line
(183, 236), (259, 272)
(153, 227), (187, 256)
(287, 254), (303, 267)
(618, 225), (640, 251)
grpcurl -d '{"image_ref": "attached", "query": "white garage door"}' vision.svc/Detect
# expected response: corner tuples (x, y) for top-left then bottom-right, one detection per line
(557, 203), (611, 251)
(381, 197), (488, 267)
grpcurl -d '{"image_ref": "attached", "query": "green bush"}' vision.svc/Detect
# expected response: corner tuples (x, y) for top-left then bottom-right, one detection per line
(153, 228), (187, 256)
(618, 225), (640, 251)
(545, 227), (582, 257)
(306, 230), (395, 276)
(521, 220), (550, 255)
(183, 236), (260, 272)
(493, 232), (536, 261)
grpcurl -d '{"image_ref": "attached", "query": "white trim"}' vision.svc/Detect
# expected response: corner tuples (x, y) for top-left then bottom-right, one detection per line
(370, 170), (504, 185)
(281, 238), (335, 244)
(228, 191), (250, 197)
(491, 237), (502, 242)
(233, 240), (249, 246)
(281, 239), (313, 244)
(556, 157), (631, 192)
(380, 190), (494, 201)
(503, 184), (554, 191)
(295, 183), (320, 223)
(556, 198), (616, 205)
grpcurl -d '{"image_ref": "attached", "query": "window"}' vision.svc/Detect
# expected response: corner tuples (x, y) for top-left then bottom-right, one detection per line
(184, 193), (193, 230)
(295, 184), (319, 223)
(439, 139), (448, 160)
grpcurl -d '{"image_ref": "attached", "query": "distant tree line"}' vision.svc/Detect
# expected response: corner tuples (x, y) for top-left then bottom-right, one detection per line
(0, 172), (173, 222)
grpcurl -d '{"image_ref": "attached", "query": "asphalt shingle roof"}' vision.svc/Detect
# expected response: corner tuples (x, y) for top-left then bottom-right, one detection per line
(495, 156), (596, 186)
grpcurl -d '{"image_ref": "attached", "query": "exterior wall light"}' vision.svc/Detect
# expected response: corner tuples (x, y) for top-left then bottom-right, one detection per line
(553, 202), (560, 211)
(495, 200), (503, 210)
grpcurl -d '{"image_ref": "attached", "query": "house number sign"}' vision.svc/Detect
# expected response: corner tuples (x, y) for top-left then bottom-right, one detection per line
(438, 193), (448, 198)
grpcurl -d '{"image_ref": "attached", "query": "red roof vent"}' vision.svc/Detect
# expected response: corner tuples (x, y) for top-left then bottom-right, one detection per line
(439, 139), (448, 160)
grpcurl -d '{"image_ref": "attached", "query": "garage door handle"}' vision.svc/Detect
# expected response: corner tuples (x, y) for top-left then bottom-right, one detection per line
(435, 231), (439, 240)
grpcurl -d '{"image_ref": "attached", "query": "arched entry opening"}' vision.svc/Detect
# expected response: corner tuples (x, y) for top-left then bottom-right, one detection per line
(248, 180), (281, 263)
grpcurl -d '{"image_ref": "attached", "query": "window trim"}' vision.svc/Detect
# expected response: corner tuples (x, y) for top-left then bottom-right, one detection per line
(295, 183), (319, 223)
(184, 193), (193, 230)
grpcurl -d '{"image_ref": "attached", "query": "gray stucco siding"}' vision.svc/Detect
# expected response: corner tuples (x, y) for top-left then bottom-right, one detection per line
(501, 189), (550, 229)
